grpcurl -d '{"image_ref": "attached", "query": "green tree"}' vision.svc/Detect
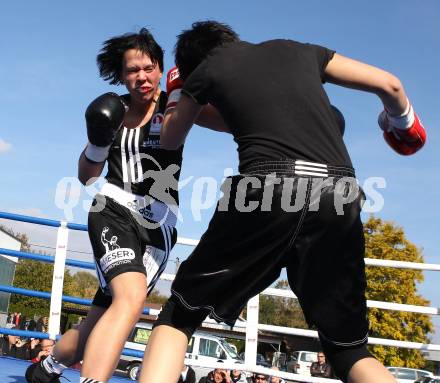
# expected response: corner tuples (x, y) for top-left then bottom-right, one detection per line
(6, 226), (81, 317)
(364, 217), (433, 368)
(0, 225), (31, 252)
(71, 271), (99, 299)
(147, 290), (168, 305)
(10, 258), (79, 317)
(259, 280), (307, 329)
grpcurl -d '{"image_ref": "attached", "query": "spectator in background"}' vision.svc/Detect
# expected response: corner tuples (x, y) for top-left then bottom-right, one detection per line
(270, 367), (285, 383)
(29, 338), (40, 358)
(19, 316), (29, 331)
(199, 367), (231, 383)
(28, 317), (37, 332)
(5, 313), (16, 329)
(230, 367), (247, 383)
(30, 339), (55, 363)
(35, 316), (49, 333)
(178, 364), (196, 383)
(0, 331), (31, 359)
(310, 351), (332, 378)
(252, 373), (269, 383)
(6, 313), (15, 326)
(15, 312), (22, 327)
(35, 317), (45, 333)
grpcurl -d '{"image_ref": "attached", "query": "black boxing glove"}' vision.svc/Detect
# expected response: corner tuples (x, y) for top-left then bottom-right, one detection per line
(331, 105), (345, 136)
(84, 93), (127, 162)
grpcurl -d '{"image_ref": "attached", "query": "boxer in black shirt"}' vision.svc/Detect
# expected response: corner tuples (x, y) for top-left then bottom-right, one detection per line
(139, 21), (426, 383)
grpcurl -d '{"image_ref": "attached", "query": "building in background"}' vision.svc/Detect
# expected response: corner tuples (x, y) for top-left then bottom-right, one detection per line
(0, 227), (20, 326)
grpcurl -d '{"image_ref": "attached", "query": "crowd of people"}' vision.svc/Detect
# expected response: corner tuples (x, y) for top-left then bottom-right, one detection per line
(196, 365), (288, 383)
(6, 312), (48, 333)
(2, 312), (53, 363)
(2, 312), (332, 382)
(184, 361), (332, 383)
(1, 333), (55, 363)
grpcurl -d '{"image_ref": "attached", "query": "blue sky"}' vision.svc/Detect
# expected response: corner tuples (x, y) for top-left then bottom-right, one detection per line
(1, 1), (439, 341)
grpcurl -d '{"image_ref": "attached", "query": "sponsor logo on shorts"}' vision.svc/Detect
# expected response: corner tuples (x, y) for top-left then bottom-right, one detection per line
(139, 205), (153, 219)
(100, 248), (136, 273)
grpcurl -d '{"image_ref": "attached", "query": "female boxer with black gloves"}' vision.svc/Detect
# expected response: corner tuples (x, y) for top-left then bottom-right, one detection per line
(26, 28), (222, 383)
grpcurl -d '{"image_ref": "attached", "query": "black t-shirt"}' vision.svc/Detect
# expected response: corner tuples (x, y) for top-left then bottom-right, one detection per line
(183, 39), (352, 172)
(105, 91), (183, 205)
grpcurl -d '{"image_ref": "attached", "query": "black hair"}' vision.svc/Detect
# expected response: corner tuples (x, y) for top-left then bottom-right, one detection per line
(175, 20), (240, 81)
(97, 28), (164, 85)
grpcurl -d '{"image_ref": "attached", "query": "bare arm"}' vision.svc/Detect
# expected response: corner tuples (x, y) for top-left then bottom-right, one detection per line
(195, 104), (231, 133)
(78, 149), (105, 186)
(161, 94), (203, 150)
(324, 53), (408, 115)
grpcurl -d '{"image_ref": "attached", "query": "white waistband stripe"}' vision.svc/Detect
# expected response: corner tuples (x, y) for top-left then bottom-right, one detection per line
(99, 183), (177, 228)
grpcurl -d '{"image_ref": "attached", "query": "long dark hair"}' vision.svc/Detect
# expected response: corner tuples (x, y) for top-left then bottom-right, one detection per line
(97, 28), (164, 85)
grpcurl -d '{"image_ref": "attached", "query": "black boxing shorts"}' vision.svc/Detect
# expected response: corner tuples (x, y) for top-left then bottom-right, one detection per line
(89, 192), (176, 308)
(168, 159), (369, 349)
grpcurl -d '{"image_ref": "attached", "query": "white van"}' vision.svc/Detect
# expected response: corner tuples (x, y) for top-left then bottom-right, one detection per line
(117, 322), (240, 381)
(286, 351), (317, 376)
(386, 367), (433, 383)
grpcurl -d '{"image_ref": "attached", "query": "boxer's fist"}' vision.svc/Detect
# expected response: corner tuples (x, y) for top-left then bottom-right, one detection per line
(378, 102), (426, 155)
(84, 93), (127, 162)
(86, 93), (127, 147)
(165, 67), (183, 114)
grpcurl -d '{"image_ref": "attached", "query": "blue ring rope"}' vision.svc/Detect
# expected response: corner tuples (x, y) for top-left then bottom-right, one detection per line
(0, 327), (144, 358)
(0, 248), (95, 270)
(0, 327), (51, 339)
(0, 210), (154, 358)
(0, 211), (87, 231)
(0, 285), (153, 315)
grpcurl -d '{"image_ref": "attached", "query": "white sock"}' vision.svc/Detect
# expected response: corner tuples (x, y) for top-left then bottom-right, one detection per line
(79, 377), (104, 383)
(42, 355), (68, 375)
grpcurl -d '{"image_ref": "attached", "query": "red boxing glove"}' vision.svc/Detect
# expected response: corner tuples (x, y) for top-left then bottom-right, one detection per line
(165, 67), (183, 114)
(378, 102), (426, 155)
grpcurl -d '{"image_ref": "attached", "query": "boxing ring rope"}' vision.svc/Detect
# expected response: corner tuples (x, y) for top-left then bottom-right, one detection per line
(0, 211), (439, 382)
(1, 246), (438, 317)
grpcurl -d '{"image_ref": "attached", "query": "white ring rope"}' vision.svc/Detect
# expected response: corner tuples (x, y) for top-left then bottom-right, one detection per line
(262, 288), (440, 315)
(0, 215), (438, 378)
(183, 358), (339, 383)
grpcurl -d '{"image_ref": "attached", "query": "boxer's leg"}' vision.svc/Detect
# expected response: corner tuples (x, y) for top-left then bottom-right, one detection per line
(25, 304), (107, 383)
(139, 298), (208, 383)
(80, 272), (147, 382)
(48, 304), (107, 369)
(286, 179), (395, 383)
(79, 199), (148, 382)
(347, 357), (395, 383)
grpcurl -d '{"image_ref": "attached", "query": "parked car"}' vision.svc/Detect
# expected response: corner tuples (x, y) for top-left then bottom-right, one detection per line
(286, 351), (317, 376)
(420, 377), (440, 383)
(256, 353), (272, 368)
(415, 377), (440, 383)
(238, 352), (272, 368)
(386, 367), (433, 383)
(117, 322), (240, 381)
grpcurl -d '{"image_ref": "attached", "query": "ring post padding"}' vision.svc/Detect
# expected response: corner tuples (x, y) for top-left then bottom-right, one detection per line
(48, 221), (69, 340)
(245, 294), (259, 368)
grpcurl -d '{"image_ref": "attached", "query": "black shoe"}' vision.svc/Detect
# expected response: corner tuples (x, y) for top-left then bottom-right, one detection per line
(25, 361), (61, 383)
